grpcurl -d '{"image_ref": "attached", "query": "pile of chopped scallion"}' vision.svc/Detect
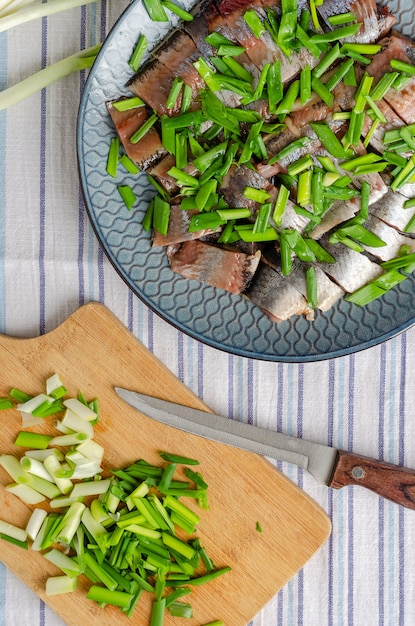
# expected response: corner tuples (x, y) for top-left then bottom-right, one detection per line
(107, 0), (415, 310)
(0, 374), (229, 625)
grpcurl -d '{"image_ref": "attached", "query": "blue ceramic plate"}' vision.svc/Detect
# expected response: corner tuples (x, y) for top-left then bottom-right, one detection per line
(77, 0), (415, 362)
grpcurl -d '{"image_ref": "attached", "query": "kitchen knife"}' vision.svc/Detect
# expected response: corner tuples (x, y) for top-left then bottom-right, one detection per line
(115, 387), (415, 511)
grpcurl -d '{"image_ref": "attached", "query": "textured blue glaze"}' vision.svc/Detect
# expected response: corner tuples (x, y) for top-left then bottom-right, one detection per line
(77, 0), (415, 363)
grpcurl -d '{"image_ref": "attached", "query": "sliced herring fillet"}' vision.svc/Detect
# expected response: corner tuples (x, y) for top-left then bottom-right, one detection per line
(315, 239), (383, 293)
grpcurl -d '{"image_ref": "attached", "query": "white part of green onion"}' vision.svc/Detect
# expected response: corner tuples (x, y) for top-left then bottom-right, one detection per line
(45, 373), (65, 397)
(49, 433), (89, 447)
(0, 519), (27, 542)
(50, 495), (84, 509)
(60, 408), (94, 437)
(25, 508), (48, 541)
(70, 479), (111, 499)
(44, 548), (81, 576)
(56, 501), (86, 544)
(17, 393), (52, 415)
(53, 419), (75, 435)
(63, 398), (97, 422)
(20, 456), (54, 482)
(5, 482), (46, 504)
(20, 412), (44, 428)
(0, 454), (23, 481)
(25, 449), (64, 462)
(43, 455), (73, 495)
(80, 507), (108, 551)
(75, 439), (104, 461)
(45, 574), (77, 596)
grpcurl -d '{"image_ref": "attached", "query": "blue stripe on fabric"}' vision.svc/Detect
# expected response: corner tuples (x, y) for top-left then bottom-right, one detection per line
(0, 31), (6, 334)
(0, 30), (7, 626)
(177, 331), (184, 382)
(379, 342), (386, 626)
(197, 341), (203, 400)
(327, 360), (335, 626)
(297, 363), (304, 624)
(39, 16), (48, 336)
(77, 5), (87, 307)
(228, 354), (234, 418)
(347, 355), (355, 626)
(247, 359), (253, 425)
(399, 333), (406, 624)
(336, 357), (346, 625)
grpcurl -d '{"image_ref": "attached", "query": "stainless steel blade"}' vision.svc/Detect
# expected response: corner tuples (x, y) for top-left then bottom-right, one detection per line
(115, 388), (338, 486)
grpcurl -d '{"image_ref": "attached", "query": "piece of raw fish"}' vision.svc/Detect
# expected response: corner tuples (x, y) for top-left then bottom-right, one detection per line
(315, 237), (383, 292)
(128, 58), (182, 116)
(168, 240), (261, 294)
(247, 262), (314, 321)
(361, 213), (415, 261)
(317, 0), (381, 44)
(369, 189), (415, 232)
(152, 206), (221, 247)
(309, 197), (361, 240)
(107, 101), (166, 169)
(278, 262), (345, 313)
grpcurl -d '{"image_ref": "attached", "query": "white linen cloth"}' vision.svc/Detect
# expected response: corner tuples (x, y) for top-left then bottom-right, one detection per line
(1, 1), (415, 625)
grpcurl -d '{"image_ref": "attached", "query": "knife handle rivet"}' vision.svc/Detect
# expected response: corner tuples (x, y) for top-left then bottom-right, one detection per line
(352, 466), (365, 480)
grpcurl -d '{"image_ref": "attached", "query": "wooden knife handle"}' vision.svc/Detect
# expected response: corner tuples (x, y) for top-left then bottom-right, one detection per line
(330, 450), (415, 510)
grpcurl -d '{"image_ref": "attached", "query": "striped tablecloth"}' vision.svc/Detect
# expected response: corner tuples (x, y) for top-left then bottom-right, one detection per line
(1, 1), (415, 625)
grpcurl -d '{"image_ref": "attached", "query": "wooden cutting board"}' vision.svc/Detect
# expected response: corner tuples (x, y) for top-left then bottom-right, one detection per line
(0, 302), (331, 625)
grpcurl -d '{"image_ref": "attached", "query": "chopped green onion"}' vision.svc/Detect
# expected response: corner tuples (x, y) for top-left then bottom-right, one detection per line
(272, 185), (290, 226)
(162, 0), (194, 20)
(166, 77), (183, 109)
(268, 136), (310, 165)
(275, 79), (300, 118)
(306, 266), (318, 308)
(297, 170), (312, 206)
(311, 75), (334, 106)
(342, 152), (382, 171)
(112, 97), (145, 112)
(390, 59), (415, 76)
(234, 225), (278, 242)
(222, 57), (252, 82)
(119, 154), (140, 175)
(312, 43), (341, 79)
(181, 84), (192, 113)
(129, 35), (148, 72)
(243, 187), (271, 203)
(142, 0), (168, 21)
(369, 72), (399, 101)
(153, 196), (170, 236)
(244, 9), (265, 38)
(167, 167), (199, 188)
(327, 11), (356, 26)
(130, 113), (158, 144)
(310, 122), (352, 159)
(118, 185), (136, 211)
(0, 398), (13, 410)
(253, 203), (272, 234)
(325, 58), (355, 91)
(310, 23), (361, 44)
(216, 44), (245, 56)
(14, 432), (52, 449)
(300, 65), (311, 104)
(296, 23), (321, 58)
(216, 208), (251, 220)
(287, 155), (314, 176)
(342, 43), (381, 55)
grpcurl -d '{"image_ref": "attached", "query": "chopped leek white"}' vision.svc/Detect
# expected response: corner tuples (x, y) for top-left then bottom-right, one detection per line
(5, 482), (46, 504)
(63, 398), (97, 422)
(25, 508), (48, 541)
(45, 574), (78, 596)
(0, 519), (27, 543)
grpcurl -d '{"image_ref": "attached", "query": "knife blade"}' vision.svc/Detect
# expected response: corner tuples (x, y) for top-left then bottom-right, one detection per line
(115, 387), (415, 511)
